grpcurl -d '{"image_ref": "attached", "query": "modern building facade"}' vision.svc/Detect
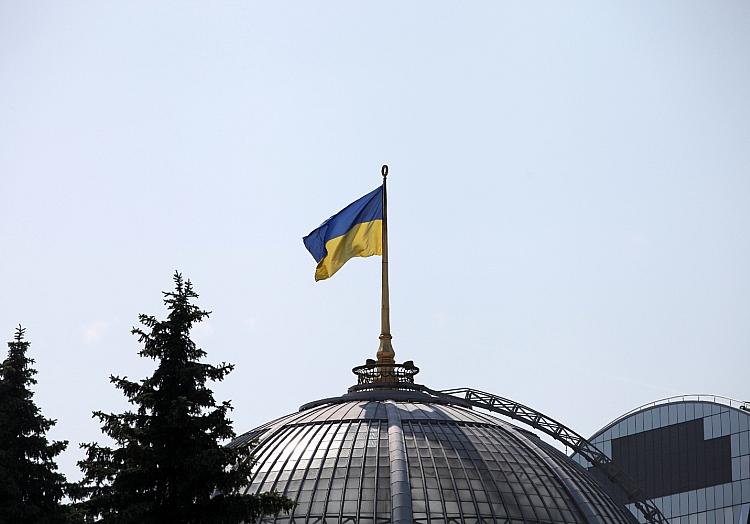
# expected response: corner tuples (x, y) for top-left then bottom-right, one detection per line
(572, 396), (750, 524)
(232, 360), (646, 524)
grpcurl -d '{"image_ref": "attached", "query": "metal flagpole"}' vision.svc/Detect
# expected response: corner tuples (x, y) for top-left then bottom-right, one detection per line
(377, 164), (395, 364)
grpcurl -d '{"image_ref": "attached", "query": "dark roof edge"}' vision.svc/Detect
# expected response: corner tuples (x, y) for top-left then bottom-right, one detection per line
(299, 384), (472, 412)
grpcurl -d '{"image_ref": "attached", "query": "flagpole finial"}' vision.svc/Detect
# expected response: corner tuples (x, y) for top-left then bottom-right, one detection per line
(381, 164), (388, 178)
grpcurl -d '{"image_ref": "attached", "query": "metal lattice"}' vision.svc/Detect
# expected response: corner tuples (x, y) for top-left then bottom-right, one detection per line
(349, 360), (420, 392)
(434, 388), (670, 524)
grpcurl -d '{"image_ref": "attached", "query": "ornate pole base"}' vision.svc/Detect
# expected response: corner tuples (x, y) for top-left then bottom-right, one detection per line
(377, 333), (395, 364)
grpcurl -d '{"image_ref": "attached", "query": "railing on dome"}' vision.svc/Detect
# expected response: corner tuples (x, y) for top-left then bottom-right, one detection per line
(436, 388), (670, 524)
(349, 360), (420, 392)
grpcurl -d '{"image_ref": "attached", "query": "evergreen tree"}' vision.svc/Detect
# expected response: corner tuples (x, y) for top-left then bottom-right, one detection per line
(0, 326), (71, 524)
(74, 273), (293, 523)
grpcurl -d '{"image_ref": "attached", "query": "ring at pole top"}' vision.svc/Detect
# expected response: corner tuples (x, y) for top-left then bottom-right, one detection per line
(381, 165), (388, 177)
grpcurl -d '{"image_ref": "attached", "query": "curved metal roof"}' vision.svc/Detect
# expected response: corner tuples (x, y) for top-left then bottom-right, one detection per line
(232, 394), (637, 524)
(595, 394), (750, 435)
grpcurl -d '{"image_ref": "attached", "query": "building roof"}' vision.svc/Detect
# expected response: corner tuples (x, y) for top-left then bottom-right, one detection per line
(231, 363), (638, 523)
(572, 395), (750, 524)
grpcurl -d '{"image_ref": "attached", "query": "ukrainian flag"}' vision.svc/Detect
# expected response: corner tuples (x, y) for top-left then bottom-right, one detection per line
(303, 186), (383, 281)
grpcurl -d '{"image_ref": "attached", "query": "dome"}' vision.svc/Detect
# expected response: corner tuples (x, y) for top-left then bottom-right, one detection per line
(232, 362), (638, 524)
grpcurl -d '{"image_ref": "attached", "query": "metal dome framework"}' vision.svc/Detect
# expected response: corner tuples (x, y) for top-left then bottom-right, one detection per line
(435, 388), (668, 524)
(233, 361), (669, 524)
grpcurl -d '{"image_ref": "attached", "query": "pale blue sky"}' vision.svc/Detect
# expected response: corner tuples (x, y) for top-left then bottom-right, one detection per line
(1, 2), (748, 481)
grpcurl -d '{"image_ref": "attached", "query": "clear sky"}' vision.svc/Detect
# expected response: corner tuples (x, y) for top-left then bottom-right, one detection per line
(1, 1), (748, 482)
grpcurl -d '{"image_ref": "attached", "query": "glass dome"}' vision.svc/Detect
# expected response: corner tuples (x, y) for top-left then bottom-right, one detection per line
(232, 366), (637, 524)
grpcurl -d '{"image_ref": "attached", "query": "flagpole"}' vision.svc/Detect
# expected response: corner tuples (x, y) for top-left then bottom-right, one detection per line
(377, 164), (395, 364)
